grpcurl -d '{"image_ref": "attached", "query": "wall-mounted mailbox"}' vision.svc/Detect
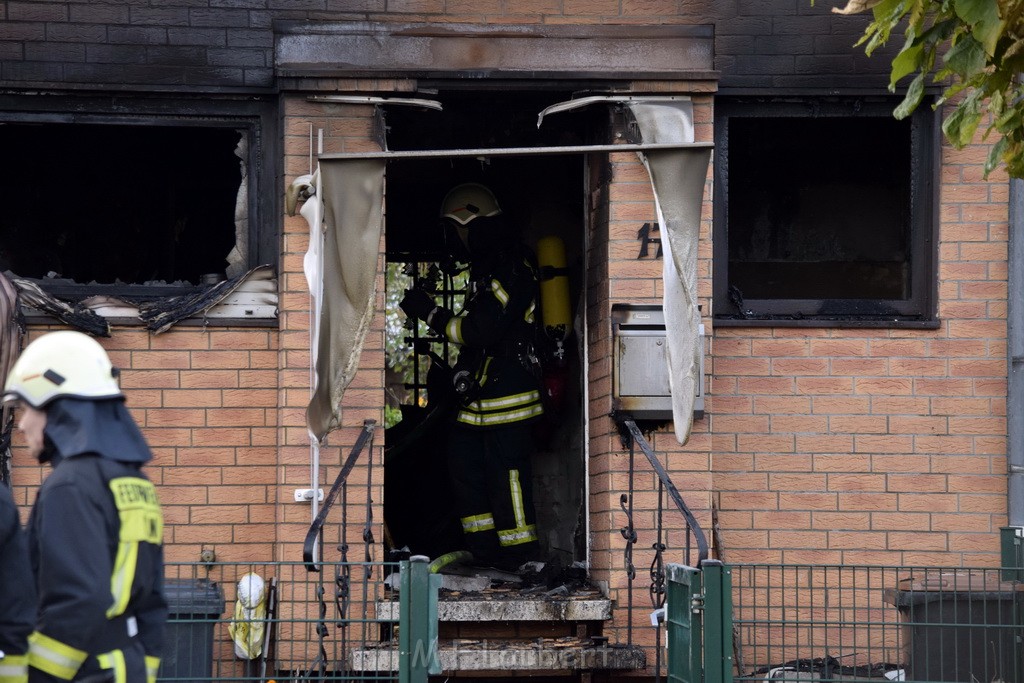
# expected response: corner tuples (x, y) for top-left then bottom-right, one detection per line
(612, 304), (704, 421)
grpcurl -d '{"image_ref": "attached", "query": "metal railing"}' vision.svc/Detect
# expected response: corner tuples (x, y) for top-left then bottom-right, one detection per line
(303, 419), (377, 572)
(162, 559), (437, 683)
(160, 419), (443, 683)
(616, 416), (710, 682)
(716, 564), (1024, 683)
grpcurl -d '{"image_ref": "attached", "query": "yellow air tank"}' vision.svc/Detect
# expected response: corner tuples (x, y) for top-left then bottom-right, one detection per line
(536, 235), (572, 344)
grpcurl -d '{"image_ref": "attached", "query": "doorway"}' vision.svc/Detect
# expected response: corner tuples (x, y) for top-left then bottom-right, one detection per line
(381, 88), (600, 567)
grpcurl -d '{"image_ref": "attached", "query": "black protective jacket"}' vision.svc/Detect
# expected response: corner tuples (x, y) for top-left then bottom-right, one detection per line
(430, 245), (544, 430)
(28, 400), (165, 683)
(0, 484), (35, 683)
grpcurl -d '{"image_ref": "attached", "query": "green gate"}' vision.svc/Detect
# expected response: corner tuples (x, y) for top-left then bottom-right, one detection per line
(667, 560), (1024, 683)
(666, 560), (733, 683)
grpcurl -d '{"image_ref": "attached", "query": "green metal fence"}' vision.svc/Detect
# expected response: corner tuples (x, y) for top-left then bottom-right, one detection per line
(668, 563), (1024, 683)
(161, 558), (438, 683)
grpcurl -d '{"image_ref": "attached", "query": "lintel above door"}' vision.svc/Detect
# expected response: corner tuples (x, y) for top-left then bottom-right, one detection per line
(275, 21), (716, 81)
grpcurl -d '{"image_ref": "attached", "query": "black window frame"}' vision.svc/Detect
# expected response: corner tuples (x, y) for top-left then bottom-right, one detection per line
(0, 94), (279, 306)
(712, 96), (939, 329)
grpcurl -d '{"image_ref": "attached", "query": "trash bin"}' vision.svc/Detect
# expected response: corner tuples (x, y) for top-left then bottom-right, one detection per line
(161, 579), (226, 683)
(885, 572), (1023, 683)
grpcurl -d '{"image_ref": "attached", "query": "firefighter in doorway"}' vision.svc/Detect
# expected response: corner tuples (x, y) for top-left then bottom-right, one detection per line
(3, 331), (166, 683)
(400, 182), (544, 572)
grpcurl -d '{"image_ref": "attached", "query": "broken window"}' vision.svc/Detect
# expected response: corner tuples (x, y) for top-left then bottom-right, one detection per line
(712, 97), (938, 326)
(0, 98), (279, 329)
(1, 122), (246, 286)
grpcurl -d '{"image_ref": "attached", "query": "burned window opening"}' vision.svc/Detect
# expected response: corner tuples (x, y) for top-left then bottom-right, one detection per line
(0, 122), (247, 292)
(713, 97), (938, 326)
(729, 116), (911, 300)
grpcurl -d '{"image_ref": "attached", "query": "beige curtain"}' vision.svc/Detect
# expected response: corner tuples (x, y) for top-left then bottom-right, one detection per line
(305, 159), (386, 443)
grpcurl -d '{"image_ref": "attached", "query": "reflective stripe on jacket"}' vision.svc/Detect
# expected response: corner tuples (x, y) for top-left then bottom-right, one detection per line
(443, 250), (544, 430)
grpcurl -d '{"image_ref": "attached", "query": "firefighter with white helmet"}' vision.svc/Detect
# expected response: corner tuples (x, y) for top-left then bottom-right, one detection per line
(3, 331), (166, 683)
(401, 182), (543, 571)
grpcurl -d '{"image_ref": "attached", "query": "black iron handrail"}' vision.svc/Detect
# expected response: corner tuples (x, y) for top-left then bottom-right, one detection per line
(616, 416), (709, 683)
(621, 417), (709, 565)
(302, 419), (377, 572)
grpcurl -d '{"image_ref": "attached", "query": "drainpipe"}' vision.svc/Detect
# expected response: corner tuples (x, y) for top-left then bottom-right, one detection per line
(1005, 175), (1024, 574)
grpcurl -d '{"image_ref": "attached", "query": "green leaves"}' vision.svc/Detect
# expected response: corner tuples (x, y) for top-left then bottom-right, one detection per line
(890, 40), (924, 87)
(894, 72), (926, 118)
(941, 89), (984, 145)
(953, 0), (1004, 55)
(943, 32), (987, 76)
(830, 0), (1024, 178)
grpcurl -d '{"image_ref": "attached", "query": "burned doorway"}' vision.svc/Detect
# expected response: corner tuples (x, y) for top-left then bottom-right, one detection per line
(381, 89), (599, 568)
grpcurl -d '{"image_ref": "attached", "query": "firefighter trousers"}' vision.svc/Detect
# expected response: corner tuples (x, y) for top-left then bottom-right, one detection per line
(446, 424), (540, 569)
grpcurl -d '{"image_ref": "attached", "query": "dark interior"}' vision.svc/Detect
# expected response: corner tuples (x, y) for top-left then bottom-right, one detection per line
(381, 88), (592, 566)
(0, 122), (243, 287)
(727, 116), (912, 301)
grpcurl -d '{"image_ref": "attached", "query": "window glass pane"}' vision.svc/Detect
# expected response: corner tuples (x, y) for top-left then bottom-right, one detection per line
(728, 116), (911, 301)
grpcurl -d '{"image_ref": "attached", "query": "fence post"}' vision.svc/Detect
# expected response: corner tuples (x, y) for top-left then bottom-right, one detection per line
(399, 556), (439, 683)
(666, 563), (701, 683)
(1000, 526), (1024, 581)
(700, 560), (734, 683)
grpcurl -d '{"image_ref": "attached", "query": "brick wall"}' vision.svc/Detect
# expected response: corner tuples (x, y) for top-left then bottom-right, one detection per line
(9, 324), (282, 564)
(711, 106), (1010, 567)
(0, 1), (887, 93)
(278, 96), (386, 563)
(587, 93), (717, 655)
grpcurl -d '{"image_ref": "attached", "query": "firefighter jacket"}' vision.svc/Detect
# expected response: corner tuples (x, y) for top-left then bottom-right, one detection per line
(429, 246), (544, 430)
(0, 484), (35, 683)
(28, 454), (165, 683)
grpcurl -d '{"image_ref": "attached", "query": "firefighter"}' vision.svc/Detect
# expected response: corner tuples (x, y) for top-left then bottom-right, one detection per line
(0, 483), (35, 683)
(400, 182), (543, 571)
(2, 331), (166, 683)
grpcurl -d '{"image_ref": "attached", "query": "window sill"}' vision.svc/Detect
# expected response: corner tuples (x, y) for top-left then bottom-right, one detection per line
(713, 316), (941, 330)
(11, 265), (278, 335)
(23, 311), (278, 329)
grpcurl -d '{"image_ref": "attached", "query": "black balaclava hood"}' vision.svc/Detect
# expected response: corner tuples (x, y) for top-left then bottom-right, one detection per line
(41, 397), (152, 465)
(466, 214), (518, 272)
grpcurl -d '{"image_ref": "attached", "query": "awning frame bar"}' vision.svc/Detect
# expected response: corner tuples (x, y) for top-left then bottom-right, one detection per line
(318, 142), (713, 161)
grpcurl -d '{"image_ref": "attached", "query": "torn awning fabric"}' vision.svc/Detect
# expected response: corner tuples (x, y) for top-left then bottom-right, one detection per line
(304, 159), (386, 443)
(626, 100), (712, 445)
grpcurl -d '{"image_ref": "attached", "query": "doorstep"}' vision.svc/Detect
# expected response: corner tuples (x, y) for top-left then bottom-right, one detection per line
(350, 637), (646, 673)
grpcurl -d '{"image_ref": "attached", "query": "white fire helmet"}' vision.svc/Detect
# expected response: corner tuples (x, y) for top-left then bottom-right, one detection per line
(440, 183), (502, 226)
(2, 330), (122, 409)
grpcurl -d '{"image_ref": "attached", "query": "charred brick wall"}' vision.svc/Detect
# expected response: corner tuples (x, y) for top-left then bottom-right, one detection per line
(709, 2), (896, 92)
(0, 2), (887, 94)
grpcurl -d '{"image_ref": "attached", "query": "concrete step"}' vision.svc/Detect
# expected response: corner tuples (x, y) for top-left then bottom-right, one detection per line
(373, 576), (619, 671)
(377, 596), (612, 622)
(350, 637), (646, 673)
